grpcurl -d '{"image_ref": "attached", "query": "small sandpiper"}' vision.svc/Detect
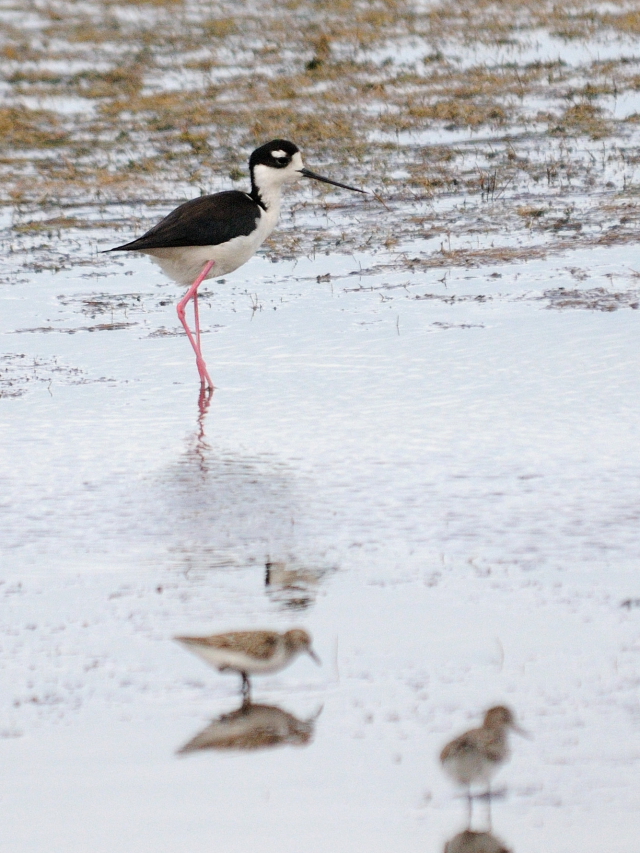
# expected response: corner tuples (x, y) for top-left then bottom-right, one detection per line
(440, 706), (527, 825)
(175, 628), (320, 702)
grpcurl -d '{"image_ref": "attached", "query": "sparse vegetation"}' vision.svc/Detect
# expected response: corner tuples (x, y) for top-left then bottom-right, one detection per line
(0, 0), (639, 270)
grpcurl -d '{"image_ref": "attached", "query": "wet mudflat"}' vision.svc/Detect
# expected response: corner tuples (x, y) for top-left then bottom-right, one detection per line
(1, 1), (640, 852)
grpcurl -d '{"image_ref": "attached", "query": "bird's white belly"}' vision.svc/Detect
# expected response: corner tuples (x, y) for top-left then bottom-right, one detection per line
(442, 753), (498, 787)
(142, 204), (280, 286)
(191, 644), (289, 675)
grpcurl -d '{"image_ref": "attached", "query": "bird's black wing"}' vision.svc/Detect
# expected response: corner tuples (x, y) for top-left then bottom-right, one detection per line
(107, 191), (261, 251)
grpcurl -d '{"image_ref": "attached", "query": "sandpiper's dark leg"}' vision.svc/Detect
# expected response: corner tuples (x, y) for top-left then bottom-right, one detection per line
(486, 782), (492, 831)
(176, 259), (215, 389)
(466, 786), (472, 829)
(241, 672), (251, 704)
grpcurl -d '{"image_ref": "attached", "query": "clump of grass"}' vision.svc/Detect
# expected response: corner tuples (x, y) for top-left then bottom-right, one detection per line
(76, 66), (145, 100)
(202, 18), (237, 38)
(516, 206), (547, 222)
(0, 106), (69, 150)
(306, 35), (331, 71)
(12, 216), (85, 234)
(385, 97), (508, 130)
(603, 10), (640, 35)
(555, 102), (611, 138)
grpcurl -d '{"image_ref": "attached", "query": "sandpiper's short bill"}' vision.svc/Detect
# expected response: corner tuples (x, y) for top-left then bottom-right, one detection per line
(175, 628), (320, 701)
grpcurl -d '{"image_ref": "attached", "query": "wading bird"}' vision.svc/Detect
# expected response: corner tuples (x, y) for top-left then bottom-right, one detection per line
(440, 705), (528, 827)
(107, 140), (365, 390)
(175, 628), (320, 703)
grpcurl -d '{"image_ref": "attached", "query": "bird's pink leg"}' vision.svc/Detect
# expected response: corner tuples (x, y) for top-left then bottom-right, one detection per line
(176, 259), (215, 389)
(193, 290), (201, 350)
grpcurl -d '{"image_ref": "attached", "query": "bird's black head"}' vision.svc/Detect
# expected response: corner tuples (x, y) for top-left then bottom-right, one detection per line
(248, 139), (366, 205)
(249, 139), (300, 171)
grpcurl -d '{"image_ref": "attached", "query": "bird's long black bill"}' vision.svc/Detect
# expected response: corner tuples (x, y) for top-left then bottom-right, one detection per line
(299, 167), (366, 194)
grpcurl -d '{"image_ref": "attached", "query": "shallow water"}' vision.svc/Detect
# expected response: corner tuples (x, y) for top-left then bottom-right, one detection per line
(2, 0), (640, 845)
(1, 228), (639, 851)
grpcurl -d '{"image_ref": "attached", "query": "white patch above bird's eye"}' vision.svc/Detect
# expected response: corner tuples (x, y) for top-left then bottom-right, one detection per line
(270, 150), (286, 159)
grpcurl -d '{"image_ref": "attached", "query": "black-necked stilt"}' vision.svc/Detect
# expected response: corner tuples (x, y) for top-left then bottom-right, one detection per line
(106, 139), (366, 390)
(174, 628), (320, 703)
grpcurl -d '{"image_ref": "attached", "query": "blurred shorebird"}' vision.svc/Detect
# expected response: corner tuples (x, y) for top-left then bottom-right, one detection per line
(440, 706), (527, 826)
(265, 559), (333, 610)
(106, 139), (365, 390)
(175, 628), (320, 702)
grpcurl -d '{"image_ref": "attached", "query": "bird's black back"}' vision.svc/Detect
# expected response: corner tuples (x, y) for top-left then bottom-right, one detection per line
(109, 191), (261, 251)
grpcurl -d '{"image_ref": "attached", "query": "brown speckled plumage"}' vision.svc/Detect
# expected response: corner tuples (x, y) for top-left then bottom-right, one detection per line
(440, 723), (507, 766)
(180, 630), (281, 660)
(440, 704), (526, 798)
(440, 706), (516, 767)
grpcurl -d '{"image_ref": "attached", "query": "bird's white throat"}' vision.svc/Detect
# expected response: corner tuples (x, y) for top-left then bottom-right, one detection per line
(252, 151), (304, 210)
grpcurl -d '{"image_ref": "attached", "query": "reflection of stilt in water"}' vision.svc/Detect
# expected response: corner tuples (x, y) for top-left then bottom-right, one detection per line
(197, 384), (213, 422)
(162, 445), (301, 576)
(444, 829), (511, 853)
(174, 628), (321, 703)
(265, 559), (336, 610)
(440, 706), (528, 830)
(192, 386), (213, 475)
(177, 701), (321, 754)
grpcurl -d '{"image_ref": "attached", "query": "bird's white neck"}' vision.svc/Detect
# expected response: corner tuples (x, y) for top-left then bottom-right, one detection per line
(251, 164), (289, 213)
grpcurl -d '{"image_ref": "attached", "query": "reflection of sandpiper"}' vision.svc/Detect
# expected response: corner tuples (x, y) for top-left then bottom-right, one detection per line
(265, 560), (333, 610)
(440, 706), (527, 826)
(178, 701), (321, 754)
(175, 628), (320, 702)
(444, 829), (510, 853)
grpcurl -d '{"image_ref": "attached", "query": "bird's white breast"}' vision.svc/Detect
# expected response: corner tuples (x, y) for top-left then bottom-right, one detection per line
(188, 641), (291, 675)
(442, 751), (502, 787)
(143, 200), (281, 286)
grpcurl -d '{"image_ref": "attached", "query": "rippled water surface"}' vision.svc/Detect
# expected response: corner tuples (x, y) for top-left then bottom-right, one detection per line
(1, 230), (640, 852)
